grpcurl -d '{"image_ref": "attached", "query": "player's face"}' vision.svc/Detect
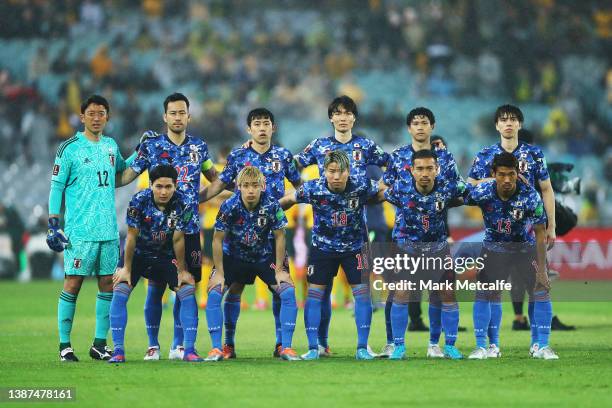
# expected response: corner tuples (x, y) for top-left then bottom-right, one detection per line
(330, 105), (356, 133)
(325, 162), (349, 192)
(164, 101), (190, 134)
(493, 166), (518, 194)
(80, 103), (108, 136)
(408, 115), (434, 143)
(411, 158), (438, 189)
(151, 177), (177, 204)
(247, 117), (274, 147)
(238, 179), (264, 205)
(495, 113), (522, 140)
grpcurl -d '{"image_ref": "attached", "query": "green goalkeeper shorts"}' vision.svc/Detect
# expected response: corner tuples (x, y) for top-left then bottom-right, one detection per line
(64, 240), (119, 276)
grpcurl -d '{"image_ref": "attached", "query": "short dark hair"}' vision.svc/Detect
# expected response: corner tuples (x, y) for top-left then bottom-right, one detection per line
(492, 152), (519, 172)
(328, 95), (358, 119)
(247, 108), (275, 126)
(430, 135), (447, 147)
(81, 95), (110, 114)
(412, 149), (438, 164)
(406, 107), (435, 126)
(164, 93), (190, 113)
(149, 165), (178, 183)
(494, 104), (523, 124)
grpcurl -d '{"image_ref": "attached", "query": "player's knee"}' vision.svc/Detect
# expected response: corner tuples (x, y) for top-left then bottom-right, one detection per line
(439, 290), (456, 303)
(63, 276), (84, 294)
(351, 284), (370, 301)
(393, 289), (410, 304)
(228, 282), (245, 295)
(98, 276), (113, 292)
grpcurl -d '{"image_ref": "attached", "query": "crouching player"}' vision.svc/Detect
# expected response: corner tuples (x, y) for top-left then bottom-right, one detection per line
(205, 166), (299, 361)
(380, 149), (465, 360)
(465, 152), (557, 360)
(109, 165), (203, 362)
(280, 150), (381, 360)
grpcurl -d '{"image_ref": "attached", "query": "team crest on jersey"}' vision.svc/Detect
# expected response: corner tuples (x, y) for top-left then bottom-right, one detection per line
(127, 207), (139, 218)
(52, 164), (60, 176)
(189, 145), (201, 163)
(167, 210), (178, 229)
(519, 159), (528, 173)
(348, 197), (359, 209)
(353, 149), (362, 161)
(435, 200), (445, 212)
(512, 208), (524, 220)
(73, 259), (82, 269)
(307, 265), (314, 276)
(257, 209), (268, 227)
(271, 160), (282, 173)
(108, 148), (115, 166)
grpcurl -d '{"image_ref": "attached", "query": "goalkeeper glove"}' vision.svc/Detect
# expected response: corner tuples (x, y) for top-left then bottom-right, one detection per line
(135, 130), (159, 152)
(46, 217), (69, 252)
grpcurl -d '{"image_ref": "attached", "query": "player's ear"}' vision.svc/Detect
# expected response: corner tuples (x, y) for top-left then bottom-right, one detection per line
(163, 113), (168, 124)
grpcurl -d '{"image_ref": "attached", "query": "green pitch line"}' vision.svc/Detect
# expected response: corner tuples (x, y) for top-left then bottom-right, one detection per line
(0, 281), (611, 408)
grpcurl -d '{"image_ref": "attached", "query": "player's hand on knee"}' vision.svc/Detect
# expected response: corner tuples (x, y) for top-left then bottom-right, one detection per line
(207, 270), (224, 291)
(178, 270), (195, 287)
(275, 266), (292, 286)
(46, 217), (69, 252)
(113, 267), (132, 288)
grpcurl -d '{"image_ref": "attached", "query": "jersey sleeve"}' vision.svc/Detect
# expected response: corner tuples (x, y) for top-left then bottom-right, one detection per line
(463, 183), (486, 206)
(365, 179), (379, 200)
(382, 151), (398, 186)
(218, 151), (239, 184)
(368, 141), (389, 167)
(213, 201), (232, 231)
(532, 147), (550, 182)
(51, 143), (73, 186)
(468, 150), (491, 180)
(285, 151), (301, 184)
(271, 201), (288, 230)
(126, 195), (143, 229)
(529, 192), (547, 225)
(114, 142), (127, 173)
(130, 141), (151, 174)
(383, 185), (402, 207)
(295, 140), (318, 167)
(442, 151), (462, 185)
(200, 143), (214, 172)
(295, 183), (312, 204)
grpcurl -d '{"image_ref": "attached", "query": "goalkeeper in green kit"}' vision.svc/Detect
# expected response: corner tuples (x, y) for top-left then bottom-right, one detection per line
(47, 95), (137, 362)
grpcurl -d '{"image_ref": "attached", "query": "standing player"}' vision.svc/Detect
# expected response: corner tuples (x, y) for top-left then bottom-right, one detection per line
(380, 107), (462, 357)
(117, 93), (218, 360)
(205, 166), (298, 361)
(280, 151), (381, 360)
(293, 95), (389, 356)
(467, 104), (556, 356)
(465, 153), (557, 360)
(47, 95), (134, 361)
(379, 150), (465, 360)
(109, 165), (203, 362)
(199, 108), (302, 358)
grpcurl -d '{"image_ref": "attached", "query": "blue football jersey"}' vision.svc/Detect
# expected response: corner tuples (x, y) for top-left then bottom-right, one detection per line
(126, 189), (190, 258)
(465, 180), (547, 251)
(131, 133), (213, 234)
(214, 192), (288, 263)
(385, 179), (466, 252)
(219, 144), (301, 200)
(295, 177), (379, 253)
(468, 141), (549, 186)
(295, 135), (389, 180)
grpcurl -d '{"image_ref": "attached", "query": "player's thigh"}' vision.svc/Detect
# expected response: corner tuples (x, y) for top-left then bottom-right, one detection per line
(143, 257), (178, 290)
(184, 233), (202, 282)
(98, 239), (120, 276)
(306, 247), (341, 286)
(223, 257), (257, 286)
(516, 248), (538, 296)
(339, 250), (368, 285)
(64, 241), (98, 276)
(478, 249), (511, 283)
(254, 261), (278, 288)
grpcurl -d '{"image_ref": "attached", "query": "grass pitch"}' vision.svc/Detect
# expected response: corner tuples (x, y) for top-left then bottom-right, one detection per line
(0, 280), (611, 408)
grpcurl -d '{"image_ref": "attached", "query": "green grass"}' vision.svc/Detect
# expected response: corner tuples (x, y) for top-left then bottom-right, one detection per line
(0, 281), (611, 408)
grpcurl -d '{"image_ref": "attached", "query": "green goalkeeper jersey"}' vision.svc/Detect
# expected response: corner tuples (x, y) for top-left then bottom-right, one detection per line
(51, 132), (126, 242)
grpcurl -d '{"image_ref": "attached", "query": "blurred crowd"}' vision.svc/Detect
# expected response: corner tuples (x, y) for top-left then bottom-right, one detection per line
(0, 0), (610, 279)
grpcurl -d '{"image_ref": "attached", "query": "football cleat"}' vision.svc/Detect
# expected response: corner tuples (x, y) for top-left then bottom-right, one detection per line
(487, 344), (501, 358)
(388, 345), (406, 360)
(273, 343), (282, 358)
(203, 348), (223, 362)
(301, 349), (319, 360)
(168, 346), (184, 360)
(183, 350), (204, 362)
(318, 344), (332, 357)
(378, 343), (395, 358)
(533, 346), (559, 360)
(89, 345), (112, 361)
(355, 348), (375, 360)
(222, 344), (236, 359)
(427, 344), (445, 358)
(468, 347), (488, 360)
(108, 352), (125, 363)
(529, 343), (539, 357)
(143, 346), (160, 361)
(280, 348), (301, 361)
(59, 347), (79, 362)
(366, 344), (379, 358)
(443, 345), (463, 360)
